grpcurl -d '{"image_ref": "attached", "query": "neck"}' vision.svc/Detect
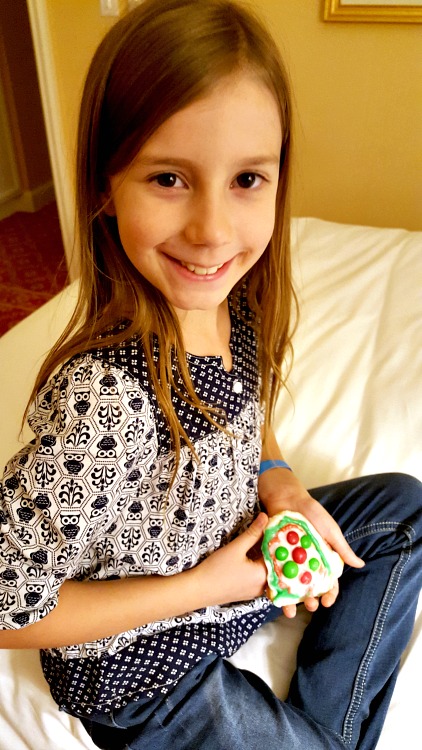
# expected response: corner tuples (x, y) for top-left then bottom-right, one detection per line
(174, 301), (232, 370)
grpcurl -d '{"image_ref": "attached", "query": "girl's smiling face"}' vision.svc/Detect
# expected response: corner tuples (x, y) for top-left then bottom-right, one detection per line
(106, 72), (282, 317)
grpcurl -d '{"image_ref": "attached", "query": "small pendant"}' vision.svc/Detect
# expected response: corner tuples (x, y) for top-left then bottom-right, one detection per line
(232, 380), (243, 394)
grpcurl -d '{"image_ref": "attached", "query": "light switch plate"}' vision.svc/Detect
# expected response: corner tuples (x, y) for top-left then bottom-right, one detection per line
(100, 0), (128, 17)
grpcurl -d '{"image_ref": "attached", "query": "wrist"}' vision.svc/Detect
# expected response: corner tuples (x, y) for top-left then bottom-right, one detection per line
(179, 564), (209, 610)
(258, 466), (310, 516)
(259, 459), (292, 475)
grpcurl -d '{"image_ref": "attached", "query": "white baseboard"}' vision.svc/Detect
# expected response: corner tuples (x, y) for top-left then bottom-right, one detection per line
(0, 180), (55, 220)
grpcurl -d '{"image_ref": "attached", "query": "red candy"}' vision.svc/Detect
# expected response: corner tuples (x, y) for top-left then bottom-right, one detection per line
(292, 547), (307, 564)
(300, 571), (312, 585)
(286, 531), (299, 545)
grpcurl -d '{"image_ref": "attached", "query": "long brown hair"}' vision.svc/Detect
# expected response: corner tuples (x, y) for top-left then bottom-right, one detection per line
(28, 0), (297, 463)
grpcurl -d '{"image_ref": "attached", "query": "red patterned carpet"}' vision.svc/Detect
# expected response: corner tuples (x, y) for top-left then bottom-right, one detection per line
(0, 202), (68, 336)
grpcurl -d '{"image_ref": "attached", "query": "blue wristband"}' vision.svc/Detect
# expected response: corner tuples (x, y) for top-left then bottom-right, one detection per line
(259, 459), (292, 475)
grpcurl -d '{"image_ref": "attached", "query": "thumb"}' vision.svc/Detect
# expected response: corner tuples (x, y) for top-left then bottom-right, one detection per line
(238, 512), (268, 552)
(324, 523), (365, 569)
(336, 538), (365, 569)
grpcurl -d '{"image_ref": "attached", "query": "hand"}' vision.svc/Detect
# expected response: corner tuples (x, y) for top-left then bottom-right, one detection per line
(259, 469), (365, 619)
(195, 513), (269, 607)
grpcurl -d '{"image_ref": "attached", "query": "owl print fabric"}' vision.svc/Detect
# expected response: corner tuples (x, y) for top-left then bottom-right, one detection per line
(0, 294), (271, 712)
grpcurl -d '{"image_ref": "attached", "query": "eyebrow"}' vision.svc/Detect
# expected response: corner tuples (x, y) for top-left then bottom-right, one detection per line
(134, 155), (280, 169)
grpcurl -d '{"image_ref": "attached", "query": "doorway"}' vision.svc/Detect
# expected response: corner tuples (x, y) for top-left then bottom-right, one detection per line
(0, 0), (55, 220)
(0, 0), (68, 334)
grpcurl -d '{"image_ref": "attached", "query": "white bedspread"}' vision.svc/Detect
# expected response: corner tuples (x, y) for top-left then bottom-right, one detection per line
(0, 217), (420, 749)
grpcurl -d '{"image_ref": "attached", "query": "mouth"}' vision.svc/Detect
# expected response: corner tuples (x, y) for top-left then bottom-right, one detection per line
(179, 260), (225, 276)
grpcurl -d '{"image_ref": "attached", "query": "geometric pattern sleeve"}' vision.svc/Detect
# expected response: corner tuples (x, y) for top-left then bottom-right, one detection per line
(0, 354), (154, 630)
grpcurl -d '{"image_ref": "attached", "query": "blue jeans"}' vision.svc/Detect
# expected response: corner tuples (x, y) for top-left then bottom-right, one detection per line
(79, 473), (422, 749)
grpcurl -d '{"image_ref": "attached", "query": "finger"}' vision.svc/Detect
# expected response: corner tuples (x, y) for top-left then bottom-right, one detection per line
(303, 596), (319, 613)
(306, 503), (365, 570)
(237, 512), (268, 553)
(327, 529), (365, 570)
(282, 604), (297, 619)
(320, 582), (339, 608)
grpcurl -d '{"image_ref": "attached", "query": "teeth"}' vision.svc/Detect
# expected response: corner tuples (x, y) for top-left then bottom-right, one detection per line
(181, 261), (224, 276)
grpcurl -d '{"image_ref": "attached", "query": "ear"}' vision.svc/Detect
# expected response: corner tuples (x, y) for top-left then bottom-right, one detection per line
(100, 177), (116, 216)
(101, 192), (116, 217)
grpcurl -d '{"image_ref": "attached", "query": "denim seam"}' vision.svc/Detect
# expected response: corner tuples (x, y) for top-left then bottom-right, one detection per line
(340, 521), (414, 744)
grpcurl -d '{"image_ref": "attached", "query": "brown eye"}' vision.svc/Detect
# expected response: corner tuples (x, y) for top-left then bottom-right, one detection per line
(235, 172), (261, 189)
(154, 173), (180, 188)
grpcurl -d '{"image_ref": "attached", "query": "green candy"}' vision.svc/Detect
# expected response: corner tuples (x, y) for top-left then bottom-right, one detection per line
(275, 546), (288, 561)
(283, 561), (299, 579)
(300, 535), (312, 549)
(309, 558), (320, 571)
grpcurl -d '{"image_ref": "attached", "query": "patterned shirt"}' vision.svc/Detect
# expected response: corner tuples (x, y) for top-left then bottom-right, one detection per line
(0, 294), (271, 715)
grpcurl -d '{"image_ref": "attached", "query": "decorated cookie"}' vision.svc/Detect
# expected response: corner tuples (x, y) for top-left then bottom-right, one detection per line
(262, 510), (344, 607)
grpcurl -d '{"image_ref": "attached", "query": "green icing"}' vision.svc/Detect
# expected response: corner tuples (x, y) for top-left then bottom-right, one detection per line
(273, 590), (300, 605)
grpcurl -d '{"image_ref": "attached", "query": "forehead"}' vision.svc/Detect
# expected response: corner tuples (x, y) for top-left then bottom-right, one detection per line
(136, 72), (282, 165)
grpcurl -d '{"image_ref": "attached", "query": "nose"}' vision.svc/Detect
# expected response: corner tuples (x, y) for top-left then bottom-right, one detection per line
(183, 190), (233, 249)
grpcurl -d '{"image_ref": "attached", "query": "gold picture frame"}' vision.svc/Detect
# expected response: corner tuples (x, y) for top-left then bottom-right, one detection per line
(324, 1), (422, 23)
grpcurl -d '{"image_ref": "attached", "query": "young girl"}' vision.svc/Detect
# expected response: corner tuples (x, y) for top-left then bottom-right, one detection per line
(0, 1), (421, 748)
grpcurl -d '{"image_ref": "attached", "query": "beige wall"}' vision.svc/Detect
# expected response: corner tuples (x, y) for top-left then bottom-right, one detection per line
(44, 0), (115, 182)
(44, 0), (421, 230)
(258, 0), (422, 230)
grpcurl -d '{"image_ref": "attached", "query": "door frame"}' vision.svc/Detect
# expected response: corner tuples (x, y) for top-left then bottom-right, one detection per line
(26, 0), (77, 279)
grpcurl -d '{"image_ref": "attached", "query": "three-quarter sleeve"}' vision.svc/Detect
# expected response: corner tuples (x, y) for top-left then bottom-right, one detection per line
(0, 354), (151, 630)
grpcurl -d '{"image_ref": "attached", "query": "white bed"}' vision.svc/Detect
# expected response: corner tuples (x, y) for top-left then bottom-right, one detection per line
(0, 217), (420, 749)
